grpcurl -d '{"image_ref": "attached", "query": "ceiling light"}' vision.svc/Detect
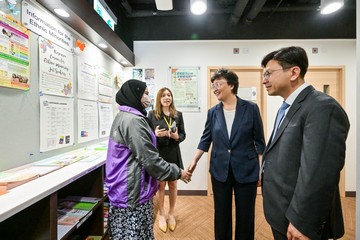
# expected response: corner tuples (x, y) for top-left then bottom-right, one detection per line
(320, 0), (344, 15)
(54, 8), (70, 18)
(190, 0), (207, 15)
(98, 43), (108, 49)
(155, 0), (173, 11)
(120, 60), (128, 65)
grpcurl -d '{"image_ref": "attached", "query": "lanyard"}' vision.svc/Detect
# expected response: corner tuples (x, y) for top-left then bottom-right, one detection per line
(163, 116), (172, 129)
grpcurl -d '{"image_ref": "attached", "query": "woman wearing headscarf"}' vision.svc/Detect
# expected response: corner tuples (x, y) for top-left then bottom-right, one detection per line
(105, 79), (191, 240)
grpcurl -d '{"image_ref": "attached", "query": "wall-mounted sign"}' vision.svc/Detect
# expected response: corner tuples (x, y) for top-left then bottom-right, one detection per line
(93, 0), (117, 31)
(22, 0), (73, 52)
(170, 66), (200, 112)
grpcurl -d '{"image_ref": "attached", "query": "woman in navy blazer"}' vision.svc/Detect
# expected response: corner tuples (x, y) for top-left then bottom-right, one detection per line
(188, 68), (265, 240)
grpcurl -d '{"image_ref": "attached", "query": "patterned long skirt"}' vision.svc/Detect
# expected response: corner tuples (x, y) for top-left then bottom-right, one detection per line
(108, 199), (155, 240)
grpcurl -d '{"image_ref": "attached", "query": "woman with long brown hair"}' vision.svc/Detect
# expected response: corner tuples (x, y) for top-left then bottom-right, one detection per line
(148, 87), (186, 233)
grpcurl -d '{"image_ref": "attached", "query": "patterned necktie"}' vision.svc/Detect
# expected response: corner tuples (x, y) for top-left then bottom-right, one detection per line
(271, 102), (290, 141)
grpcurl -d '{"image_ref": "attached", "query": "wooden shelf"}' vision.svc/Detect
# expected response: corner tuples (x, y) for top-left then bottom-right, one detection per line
(0, 150), (108, 239)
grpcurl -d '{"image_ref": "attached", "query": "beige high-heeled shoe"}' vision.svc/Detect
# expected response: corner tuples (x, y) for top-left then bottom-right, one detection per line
(158, 215), (167, 233)
(168, 215), (176, 231)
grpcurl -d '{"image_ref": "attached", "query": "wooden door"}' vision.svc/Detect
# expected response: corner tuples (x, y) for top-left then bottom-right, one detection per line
(305, 67), (346, 197)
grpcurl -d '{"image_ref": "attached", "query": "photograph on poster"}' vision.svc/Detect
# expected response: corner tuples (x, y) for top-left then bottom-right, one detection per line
(132, 68), (143, 81)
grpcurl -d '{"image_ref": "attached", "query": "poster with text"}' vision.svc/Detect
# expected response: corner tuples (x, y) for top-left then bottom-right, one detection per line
(145, 68), (155, 84)
(40, 95), (74, 152)
(0, 14), (30, 90)
(98, 65), (113, 103)
(77, 99), (99, 143)
(39, 37), (73, 97)
(144, 68), (155, 108)
(170, 66), (200, 112)
(98, 65), (112, 86)
(98, 102), (113, 138)
(22, 0), (73, 52)
(99, 84), (112, 103)
(77, 54), (98, 100)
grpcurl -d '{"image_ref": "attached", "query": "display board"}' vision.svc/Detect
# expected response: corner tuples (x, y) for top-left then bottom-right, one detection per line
(0, 2), (122, 171)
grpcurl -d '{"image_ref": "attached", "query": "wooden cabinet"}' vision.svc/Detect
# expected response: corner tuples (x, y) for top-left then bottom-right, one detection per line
(0, 152), (108, 240)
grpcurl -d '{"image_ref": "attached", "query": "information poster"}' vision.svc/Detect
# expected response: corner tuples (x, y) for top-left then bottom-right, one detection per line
(98, 65), (112, 87)
(77, 99), (99, 143)
(0, 14), (30, 90)
(170, 66), (200, 112)
(132, 68), (143, 80)
(98, 102), (113, 138)
(39, 37), (73, 97)
(145, 68), (155, 97)
(0, 1), (21, 22)
(145, 68), (154, 83)
(40, 95), (74, 152)
(77, 54), (98, 100)
(98, 65), (112, 103)
(99, 84), (112, 98)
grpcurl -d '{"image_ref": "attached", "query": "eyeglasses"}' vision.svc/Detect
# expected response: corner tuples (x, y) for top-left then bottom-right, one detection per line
(211, 80), (227, 89)
(263, 68), (284, 80)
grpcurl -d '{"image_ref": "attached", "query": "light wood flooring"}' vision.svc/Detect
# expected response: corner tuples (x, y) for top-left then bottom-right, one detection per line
(154, 195), (356, 240)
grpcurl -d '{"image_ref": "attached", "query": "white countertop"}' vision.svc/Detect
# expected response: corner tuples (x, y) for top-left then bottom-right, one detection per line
(0, 150), (107, 222)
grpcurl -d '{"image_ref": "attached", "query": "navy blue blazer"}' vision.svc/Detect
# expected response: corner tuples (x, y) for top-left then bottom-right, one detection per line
(198, 97), (265, 183)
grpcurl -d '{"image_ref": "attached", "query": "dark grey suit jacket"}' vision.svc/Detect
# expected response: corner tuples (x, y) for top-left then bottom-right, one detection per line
(262, 85), (350, 239)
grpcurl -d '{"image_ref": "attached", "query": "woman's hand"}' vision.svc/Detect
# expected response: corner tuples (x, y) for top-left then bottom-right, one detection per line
(287, 223), (310, 240)
(187, 150), (205, 174)
(180, 169), (192, 183)
(169, 127), (179, 141)
(155, 125), (168, 138)
(187, 159), (197, 173)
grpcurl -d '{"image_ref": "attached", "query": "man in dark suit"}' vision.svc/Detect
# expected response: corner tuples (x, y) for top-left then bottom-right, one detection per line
(261, 46), (350, 240)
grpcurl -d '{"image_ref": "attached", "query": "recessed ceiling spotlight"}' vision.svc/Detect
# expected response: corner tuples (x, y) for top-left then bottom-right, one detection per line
(121, 60), (128, 65)
(54, 8), (70, 18)
(190, 0), (207, 15)
(320, 0), (344, 15)
(98, 43), (108, 49)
